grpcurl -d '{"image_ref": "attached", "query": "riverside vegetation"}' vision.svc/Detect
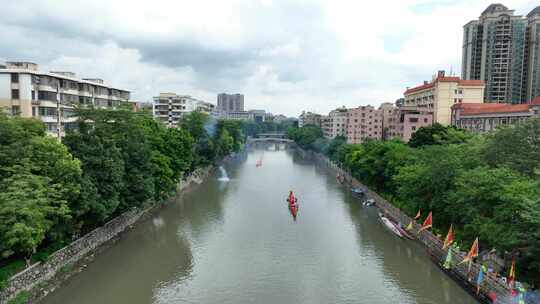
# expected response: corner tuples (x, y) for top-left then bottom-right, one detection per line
(287, 121), (540, 286)
(0, 108), (253, 292)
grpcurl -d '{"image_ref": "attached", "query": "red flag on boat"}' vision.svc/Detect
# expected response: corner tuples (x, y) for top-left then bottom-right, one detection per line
(460, 238), (479, 264)
(443, 225), (454, 250)
(418, 211), (432, 233)
(414, 209), (421, 220)
(508, 258), (516, 288)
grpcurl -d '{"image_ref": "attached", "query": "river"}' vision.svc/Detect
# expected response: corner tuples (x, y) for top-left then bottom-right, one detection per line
(41, 146), (478, 304)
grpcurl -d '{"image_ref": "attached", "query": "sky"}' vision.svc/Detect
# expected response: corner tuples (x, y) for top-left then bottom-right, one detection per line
(0, 0), (538, 117)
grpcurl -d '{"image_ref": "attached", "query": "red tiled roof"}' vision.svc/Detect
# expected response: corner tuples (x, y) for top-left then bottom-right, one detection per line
(452, 102), (531, 115)
(404, 77), (484, 95)
(404, 83), (434, 94)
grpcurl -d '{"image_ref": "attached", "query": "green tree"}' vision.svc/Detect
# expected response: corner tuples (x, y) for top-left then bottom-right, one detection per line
(0, 169), (70, 264)
(484, 118), (540, 177)
(215, 128), (234, 157)
(287, 125), (324, 150)
(408, 123), (471, 148)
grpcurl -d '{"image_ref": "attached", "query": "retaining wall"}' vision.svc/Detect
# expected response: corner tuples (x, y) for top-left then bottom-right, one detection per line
(0, 166), (212, 304)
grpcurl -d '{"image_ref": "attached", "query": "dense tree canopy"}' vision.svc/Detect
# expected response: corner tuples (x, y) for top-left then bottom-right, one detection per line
(408, 123), (472, 148)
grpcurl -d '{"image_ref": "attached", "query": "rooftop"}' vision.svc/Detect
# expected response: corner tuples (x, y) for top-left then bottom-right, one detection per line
(481, 3), (510, 16)
(404, 77), (484, 95)
(528, 6), (540, 18)
(452, 102), (535, 115)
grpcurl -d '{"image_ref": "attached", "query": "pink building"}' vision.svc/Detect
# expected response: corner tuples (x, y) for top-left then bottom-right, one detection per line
(346, 105), (383, 144)
(395, 107), (433, 141)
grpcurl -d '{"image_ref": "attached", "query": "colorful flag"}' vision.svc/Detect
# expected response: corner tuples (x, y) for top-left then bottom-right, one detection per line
(406, 220), (413, 231)
(418, 211), (432, 233)
(508, 258), (516, 288)
(443, 248), (452, 269)
(443, 225), (454, 250)
(476, 265), (486, 295)
(459, 238), (479, 265)
(414, 209), (421, 220)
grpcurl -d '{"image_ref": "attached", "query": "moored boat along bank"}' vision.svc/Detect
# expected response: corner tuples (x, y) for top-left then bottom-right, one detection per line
(0, 166), (213, 304)
(312, 151), (513, 304)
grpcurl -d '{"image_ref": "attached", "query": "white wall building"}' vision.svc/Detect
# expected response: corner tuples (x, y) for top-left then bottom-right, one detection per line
(0, 61), (130, 138)
(322, 107), (348, 139)
(153, 92), (215, 127)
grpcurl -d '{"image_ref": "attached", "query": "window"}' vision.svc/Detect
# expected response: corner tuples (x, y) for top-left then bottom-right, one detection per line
(32, 107), (37, 117)
(11, 73), (19, 83)
(424, 118), (428, 123)
(38, 91), (57, 101)
(412, 126), (417, 131)
(409, 117), (418, 123)
(11, 89), (20, 100)
(11, 105), (20, 115)
(31, 90), (35, 100)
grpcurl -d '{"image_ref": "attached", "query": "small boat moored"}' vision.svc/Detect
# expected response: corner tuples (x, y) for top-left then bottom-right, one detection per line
(362, 199), (375, 207)
(351, 188), (364, 195)
(378, 213), (403, 238)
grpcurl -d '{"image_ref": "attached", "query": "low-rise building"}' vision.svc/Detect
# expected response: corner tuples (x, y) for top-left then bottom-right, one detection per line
(346, 105), (383, 144)
(322, 107), (348, 139)
(451, 97), (540, 133)
(404, 70), (484, 125)
(0, 61), (130, 137)
(394, 107), (433, 141)
(298, 111), (322, 127)
(153, 93), (214, 127)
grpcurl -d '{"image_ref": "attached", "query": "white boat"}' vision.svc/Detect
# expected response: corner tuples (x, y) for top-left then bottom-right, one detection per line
(379, 214), (403, 238)
(363, 199), (375, 207)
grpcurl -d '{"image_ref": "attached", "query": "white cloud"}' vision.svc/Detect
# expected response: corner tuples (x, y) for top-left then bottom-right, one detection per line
(0, 0), (538, 116)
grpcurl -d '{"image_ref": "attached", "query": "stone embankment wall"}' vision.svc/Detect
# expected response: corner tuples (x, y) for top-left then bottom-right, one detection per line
(0, 166), (212, 304)
(313, 152), (513, 304)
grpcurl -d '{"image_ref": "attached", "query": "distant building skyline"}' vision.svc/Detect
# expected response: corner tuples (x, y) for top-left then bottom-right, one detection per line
(217, 93), (244, 112)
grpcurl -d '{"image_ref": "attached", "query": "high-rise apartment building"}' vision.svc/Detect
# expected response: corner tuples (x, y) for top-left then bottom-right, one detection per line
(462, 4), (540, 103)
(526, 8), (540, 101)
(153, 93), (214, 127)
(217, 93), (244, 112)
(0, 61), (130, 137)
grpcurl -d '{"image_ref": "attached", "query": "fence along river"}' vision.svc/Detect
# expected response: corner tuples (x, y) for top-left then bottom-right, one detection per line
(41, 146), (479, 304)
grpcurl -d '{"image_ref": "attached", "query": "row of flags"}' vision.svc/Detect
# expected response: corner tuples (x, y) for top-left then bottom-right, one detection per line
(407, 209), (519, 296)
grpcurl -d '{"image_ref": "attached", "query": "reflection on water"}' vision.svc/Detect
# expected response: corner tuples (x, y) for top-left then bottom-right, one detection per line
(42, 147), (478, 304)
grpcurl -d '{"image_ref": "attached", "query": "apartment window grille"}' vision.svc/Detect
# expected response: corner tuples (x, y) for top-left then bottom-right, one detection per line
(11, 73), (19, 83)
(11, 89), (20, 100)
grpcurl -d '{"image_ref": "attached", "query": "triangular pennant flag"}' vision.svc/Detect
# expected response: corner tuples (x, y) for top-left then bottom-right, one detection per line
(417, 211), (432, 233)
(443, 225), (454, 250)
(508, 258), (516, 288)
(414, 209), (421, 220)
(406, 220), (413, 231)
(459, 238), (479, 265)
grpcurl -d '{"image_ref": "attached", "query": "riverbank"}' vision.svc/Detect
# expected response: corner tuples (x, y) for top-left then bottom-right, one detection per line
(0, 166), (213, 304)
(306, 150), (513, 304)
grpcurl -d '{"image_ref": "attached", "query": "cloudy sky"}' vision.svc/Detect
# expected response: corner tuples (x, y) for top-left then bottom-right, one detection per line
(0, 0), (537, 116)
